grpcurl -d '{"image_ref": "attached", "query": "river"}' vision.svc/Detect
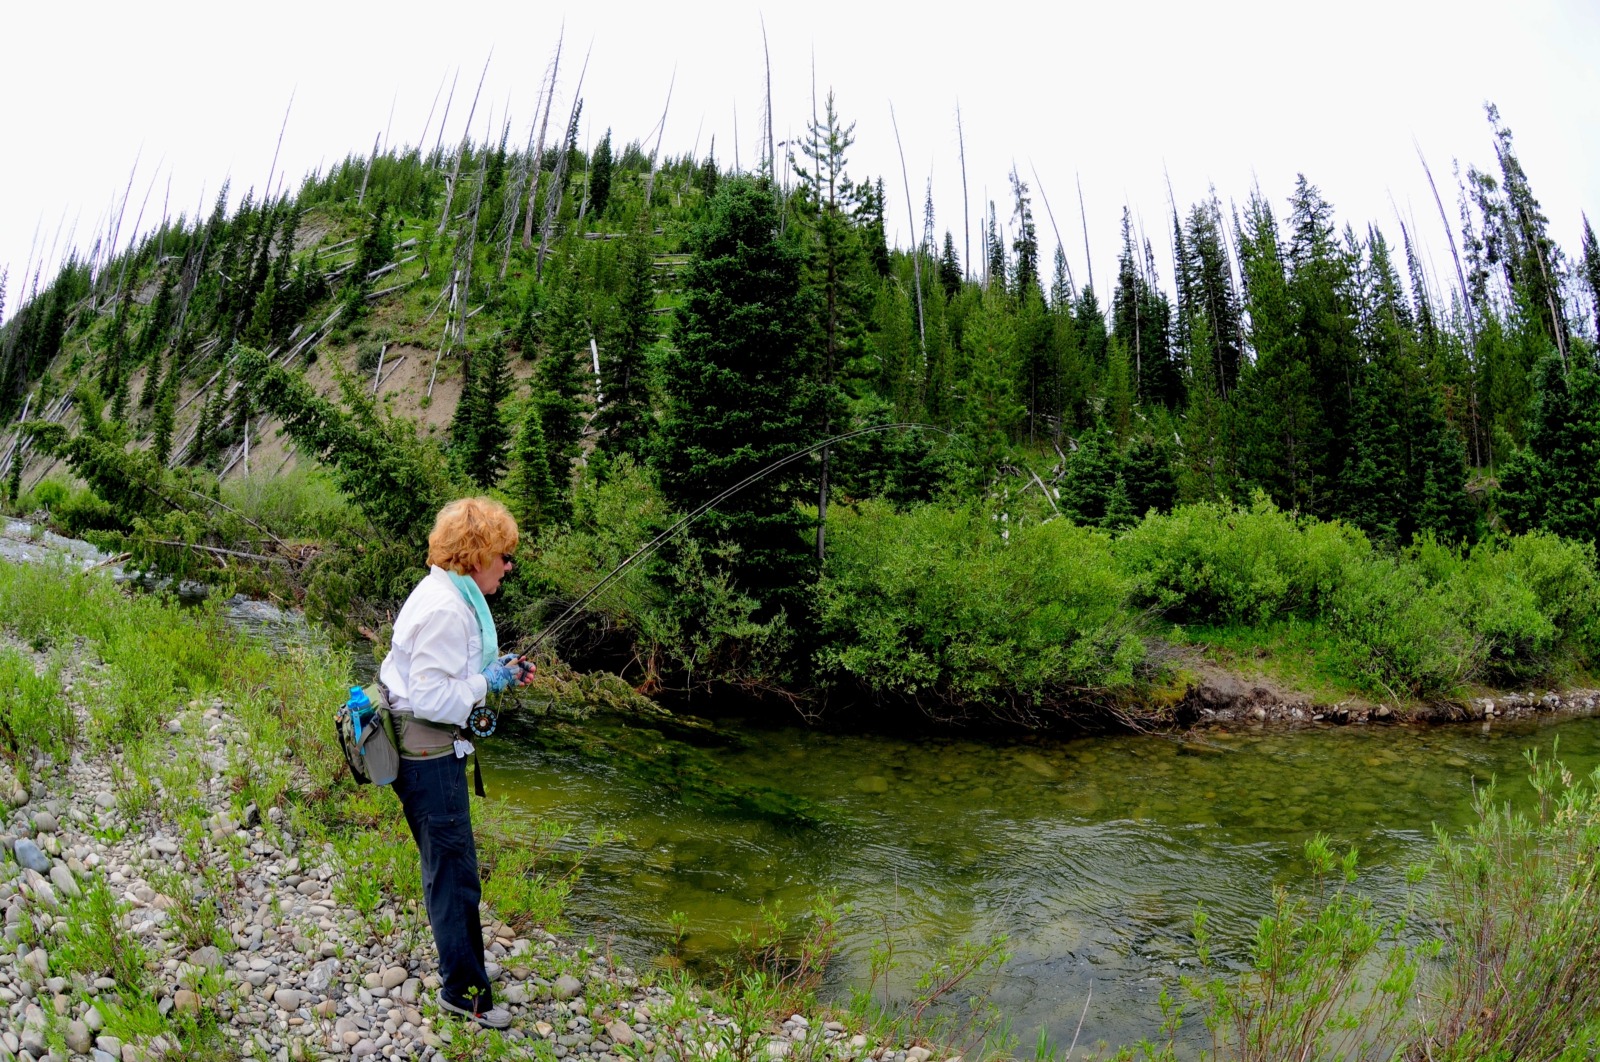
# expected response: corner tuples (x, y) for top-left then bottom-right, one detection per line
(478, 705), (1600, 1052)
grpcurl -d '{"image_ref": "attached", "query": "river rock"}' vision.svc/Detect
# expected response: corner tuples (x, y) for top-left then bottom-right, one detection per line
(48, 864), (79, 899)
(95, 1035), (123, 1058)
(274, 989), (309, 1012)
(306, 958), (339, 993)
(189, 945), (225, 969)
(173, 990), (200, 1014)
(380, 965), (408, 989)
(66, 1020), (92, 1054)
(553, 974), (582, 1000)
(13, 837), (50, 872)
(854, 775), (890, 794)
(606, 1020), (635, 1046)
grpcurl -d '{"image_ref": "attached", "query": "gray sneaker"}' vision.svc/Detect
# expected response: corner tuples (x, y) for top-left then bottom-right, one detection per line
(437, 992), (512, 1030)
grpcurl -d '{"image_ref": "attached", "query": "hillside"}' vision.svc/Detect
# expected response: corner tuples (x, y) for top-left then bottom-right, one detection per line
(1, 100), (1598, 726)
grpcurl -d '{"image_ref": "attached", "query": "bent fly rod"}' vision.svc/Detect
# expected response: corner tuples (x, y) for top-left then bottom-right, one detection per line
(517, 422), (955, 656)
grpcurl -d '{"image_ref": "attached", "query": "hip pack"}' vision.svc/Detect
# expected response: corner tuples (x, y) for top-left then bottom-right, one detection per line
(334, 683), (401, 786)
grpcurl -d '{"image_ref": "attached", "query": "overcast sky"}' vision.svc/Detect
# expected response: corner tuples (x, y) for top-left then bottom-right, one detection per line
(3, 0), (1597, 315)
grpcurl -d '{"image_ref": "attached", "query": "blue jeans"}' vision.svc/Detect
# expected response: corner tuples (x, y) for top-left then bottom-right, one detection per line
(392, 753), (493, 1012)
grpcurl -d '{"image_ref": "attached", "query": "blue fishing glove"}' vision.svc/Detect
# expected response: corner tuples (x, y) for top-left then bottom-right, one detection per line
(481, 655), (518, 693)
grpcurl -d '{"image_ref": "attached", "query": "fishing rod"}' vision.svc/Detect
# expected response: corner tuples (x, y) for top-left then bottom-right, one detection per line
(517, 422), (956, 657)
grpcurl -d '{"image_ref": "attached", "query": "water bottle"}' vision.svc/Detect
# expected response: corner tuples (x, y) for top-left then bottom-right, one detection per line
(347, 685), (372, 744)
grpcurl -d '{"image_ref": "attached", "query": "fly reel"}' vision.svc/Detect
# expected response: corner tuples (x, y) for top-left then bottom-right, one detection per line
(466, 706), (499, 738)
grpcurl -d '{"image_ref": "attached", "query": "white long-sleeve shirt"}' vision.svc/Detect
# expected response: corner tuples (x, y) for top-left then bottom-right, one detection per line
(379, 566), (489, 728)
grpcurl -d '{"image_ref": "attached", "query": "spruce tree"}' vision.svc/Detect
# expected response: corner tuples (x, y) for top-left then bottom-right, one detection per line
(1009, 169), (1039, 298)
(1582, 213), (1600, 343)
(1177, 314), (1234, 502)
(652, 176), (815, 597)
(1060, 421), (1124, 527)
(589, 129), (614, 218)
(150, 351), (178, 467)
(1123, 435), (1176, 518)
(4, 447), (20, 507)
(597, 221), (656, 460)
(456, 341), (513, 489)
(531, 265), (591, 520)
(939, 232), (962, 299)
(506, 397), (559, 530)
(1496, 353), (1600, 543)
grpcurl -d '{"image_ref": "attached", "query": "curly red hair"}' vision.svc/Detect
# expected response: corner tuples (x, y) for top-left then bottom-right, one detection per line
(427, 497), (519, 575)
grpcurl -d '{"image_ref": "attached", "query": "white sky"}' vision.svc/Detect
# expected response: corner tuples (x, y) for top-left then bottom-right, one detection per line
(3, 0), (1597, 316)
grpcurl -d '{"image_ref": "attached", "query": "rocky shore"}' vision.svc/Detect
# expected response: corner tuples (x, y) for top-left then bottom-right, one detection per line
(1178, 667), (1600, 729)
(0, 645), (910, 1062)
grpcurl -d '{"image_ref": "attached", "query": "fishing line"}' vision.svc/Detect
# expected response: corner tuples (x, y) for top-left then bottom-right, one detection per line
(517, 422), (956, 657)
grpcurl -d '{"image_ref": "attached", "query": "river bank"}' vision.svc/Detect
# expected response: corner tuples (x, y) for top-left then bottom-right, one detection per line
(0, 632), (914, 1062)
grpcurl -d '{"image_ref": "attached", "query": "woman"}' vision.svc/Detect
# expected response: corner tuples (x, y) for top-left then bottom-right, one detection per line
(380, 496), (534, 1029)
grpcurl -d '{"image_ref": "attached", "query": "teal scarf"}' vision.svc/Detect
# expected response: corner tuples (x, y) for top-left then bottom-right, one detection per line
(446, 570), (499, 670)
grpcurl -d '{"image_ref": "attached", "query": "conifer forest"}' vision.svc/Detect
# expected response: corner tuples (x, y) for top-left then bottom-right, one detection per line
(2, 86), (1598, 727)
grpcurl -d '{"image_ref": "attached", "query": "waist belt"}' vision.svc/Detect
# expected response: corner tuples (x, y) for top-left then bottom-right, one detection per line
(382, 683), (486, 797)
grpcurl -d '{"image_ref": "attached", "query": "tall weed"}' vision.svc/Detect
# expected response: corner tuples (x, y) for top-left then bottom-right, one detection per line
(0, 647), (72, 765)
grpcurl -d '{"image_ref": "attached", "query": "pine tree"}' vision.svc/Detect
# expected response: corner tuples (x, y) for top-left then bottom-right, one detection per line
(653, 176), (816, 597)
(590, 129), (614, 218)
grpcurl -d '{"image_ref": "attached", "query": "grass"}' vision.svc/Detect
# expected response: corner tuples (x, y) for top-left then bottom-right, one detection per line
(1175, 619), (1377, 705)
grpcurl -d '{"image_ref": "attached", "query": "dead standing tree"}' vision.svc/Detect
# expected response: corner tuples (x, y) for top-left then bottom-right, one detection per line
(523, 30), (565, 249)
(889, 103), (926, 358)
(430, 153), (489, 397)
(535, 43), (593, 282)
(437, 52), (493, 239)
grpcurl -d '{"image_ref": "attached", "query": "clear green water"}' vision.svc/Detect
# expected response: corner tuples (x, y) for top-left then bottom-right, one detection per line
(478, 708), (1600, 1051)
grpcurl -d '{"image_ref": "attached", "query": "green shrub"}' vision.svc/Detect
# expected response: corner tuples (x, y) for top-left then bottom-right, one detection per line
(55, 485), (122, 536)
(1115, 494), (1372, 625)
(24, 479), (70, 512)
(816, 501), (1142, 716)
